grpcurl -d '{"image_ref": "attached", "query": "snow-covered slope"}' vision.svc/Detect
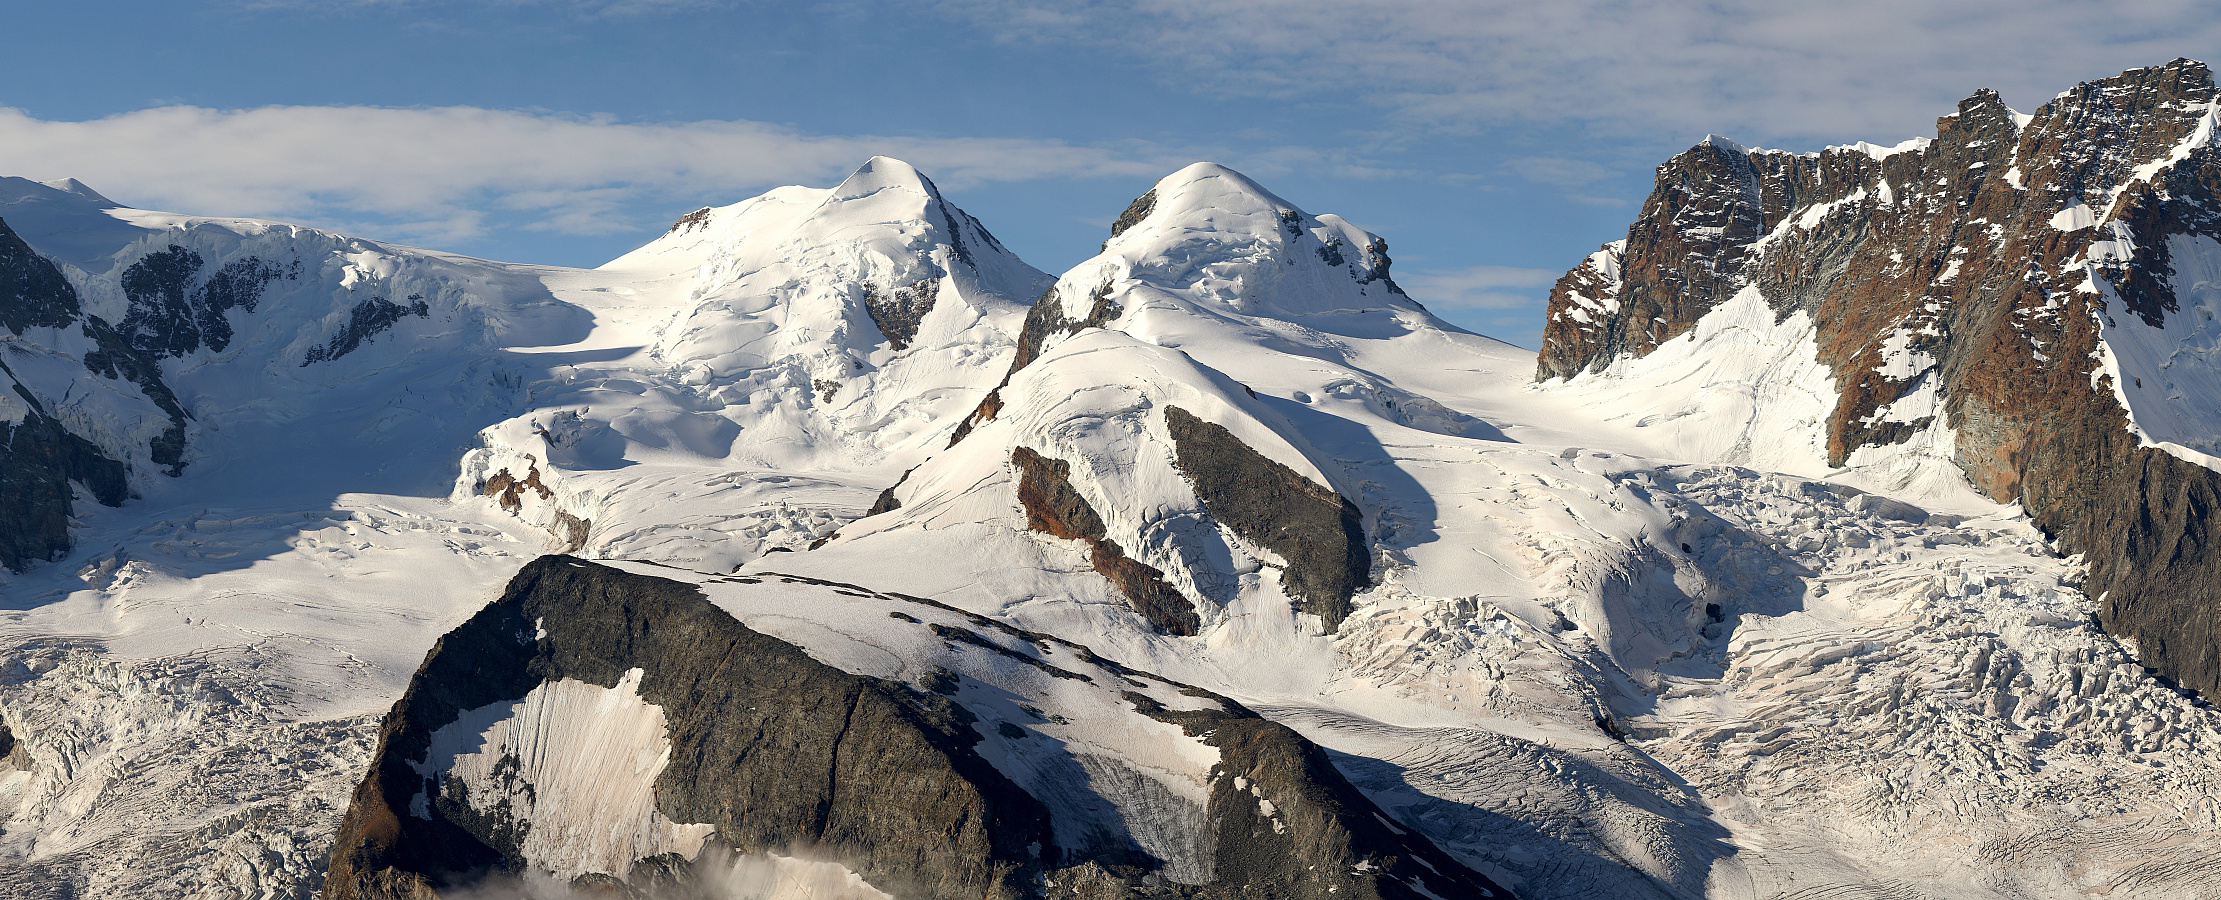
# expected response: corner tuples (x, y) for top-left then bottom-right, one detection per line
(1534, 58), (2221, 707)
(458, 156), (1052, 569)
(0, 156), (1056, 898)
(755, 159), (2221, 900)
(324, 556), (1507, 899)
(2, 127), (2220, 900)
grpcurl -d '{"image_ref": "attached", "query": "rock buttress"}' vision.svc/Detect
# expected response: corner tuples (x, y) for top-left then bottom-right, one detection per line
(1163, 406), (1368, 633)
(1012, 446), (1202, 635)
(321, 555), (1051, 900)
(1537, 59), (2221, 697)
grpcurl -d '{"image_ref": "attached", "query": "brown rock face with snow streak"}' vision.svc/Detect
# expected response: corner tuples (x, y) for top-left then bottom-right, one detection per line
(1539, 59), (2221, 696)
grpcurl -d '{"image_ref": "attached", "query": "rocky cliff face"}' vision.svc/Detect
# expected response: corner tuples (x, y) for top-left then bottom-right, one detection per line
(0, 216), (163, 571)
(323, 556), (1507, 900)
(1537, 58), (2221, 696)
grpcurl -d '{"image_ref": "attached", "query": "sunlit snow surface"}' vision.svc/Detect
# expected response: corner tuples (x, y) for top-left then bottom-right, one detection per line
(0, 160), (2218, 898)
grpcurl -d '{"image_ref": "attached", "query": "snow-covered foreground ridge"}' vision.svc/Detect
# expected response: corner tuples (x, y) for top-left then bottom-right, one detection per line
(0, 100), (2209, 900)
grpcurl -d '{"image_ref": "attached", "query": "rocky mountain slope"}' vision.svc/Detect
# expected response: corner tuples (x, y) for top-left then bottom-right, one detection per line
(1536, 58), (2221, 700)
(2, 69), (2221, 898)
(323, 555), (1505, 900)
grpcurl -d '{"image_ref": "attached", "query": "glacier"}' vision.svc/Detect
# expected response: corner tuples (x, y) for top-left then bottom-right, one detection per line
(0, 97), (2217, 897)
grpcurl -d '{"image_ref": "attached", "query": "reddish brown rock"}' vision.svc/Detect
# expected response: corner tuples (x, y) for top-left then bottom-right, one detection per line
(1538, 59), (2221, 696)
(1011, 446), (1201, 636)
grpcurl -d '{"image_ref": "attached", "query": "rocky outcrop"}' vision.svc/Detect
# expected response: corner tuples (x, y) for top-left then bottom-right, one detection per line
(118, 247), (293, 358)
(666, 207), (713, 235)
(0, 217), (178, 569)
(324, 556), (1510, 900)
(477, 460), (592, 551)
(1536, 59), (2221, 696)
(1110, 188), (1157, 239)
(300, 295), (431, 365)
(323, 556), (1052, 900)
(0, 718), (29, 773)
(949, 281), (1118, 447)
(0, 396), (129, 573)
(1163, 407), (1368, 633)
(861, 278), (937, 350)
(1012, 446), (1201, 635)
(1134, 702), (1500, 900)
(0, 218), (77, 335)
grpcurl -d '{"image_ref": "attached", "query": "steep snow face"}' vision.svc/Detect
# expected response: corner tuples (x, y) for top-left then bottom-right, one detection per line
(2094, 232), (2221, 467)
(637, 155), (1045, 376)
(412, 668), (716, 881)
(815, 162), (1523, 653)
(0, 177), (585, 498)
(456, 157), (1052, 571)
(1547, 286), (1982, 505)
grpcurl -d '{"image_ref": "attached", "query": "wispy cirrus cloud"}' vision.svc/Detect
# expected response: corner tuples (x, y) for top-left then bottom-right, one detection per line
(0, 104), (1175, 246)
(1401, 264), (1561, 312)
(935, 0), (2221, 148)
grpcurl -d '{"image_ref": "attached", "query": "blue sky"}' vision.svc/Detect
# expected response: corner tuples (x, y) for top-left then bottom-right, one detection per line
(2, 1), (2214, 348)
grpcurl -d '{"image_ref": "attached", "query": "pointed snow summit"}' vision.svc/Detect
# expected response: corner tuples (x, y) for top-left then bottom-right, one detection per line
(460, 157), (1052, 568)
(806, 162), (1525, 659)
(622, 156), (1048, 377)
(1078, 162), (1414, 324)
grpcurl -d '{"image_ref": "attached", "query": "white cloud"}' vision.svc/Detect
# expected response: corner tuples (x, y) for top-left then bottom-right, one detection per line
(1402, 264), (1561, 311)
(0, 105), (1172, 245)
(938, 0), (2221, 148)
(1509, 156), (1612, 189)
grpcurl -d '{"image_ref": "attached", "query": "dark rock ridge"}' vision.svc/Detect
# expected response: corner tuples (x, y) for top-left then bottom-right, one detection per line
(1110, 189), (1157, 239)
(1012, 446), (1201, 635)
(323, 556), (1510, 900)
(0, 221), (192, 471)
(119, 246), (295, 358)
(0, 371), (128, 572)
(1163, 407), (1369, 633)
(323, 555), (1050, 900)
(1535, 58), (2221, 696)
(0, 217), (195, 569)
(666, 207), (713, 235)
(77, 311), (191, 477)
(300, 295), (431, 366)
(0, 219), (78, 335)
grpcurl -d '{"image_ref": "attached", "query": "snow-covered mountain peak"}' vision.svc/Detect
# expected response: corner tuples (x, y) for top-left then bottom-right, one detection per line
(36, 178), (113, 204)
(1044, 162), (1417, 336)
(0, 176), (115, 210)
(633, 157), (1048, 382)
(820, 154), (937, 205)
(1698, 133), (1750, 155)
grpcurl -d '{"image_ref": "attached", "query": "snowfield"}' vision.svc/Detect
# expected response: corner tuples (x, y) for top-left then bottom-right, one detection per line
(0, 157), (2217, 899)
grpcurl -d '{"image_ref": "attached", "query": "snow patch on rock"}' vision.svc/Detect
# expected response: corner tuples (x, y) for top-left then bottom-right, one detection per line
(413, 668), (715, 882)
